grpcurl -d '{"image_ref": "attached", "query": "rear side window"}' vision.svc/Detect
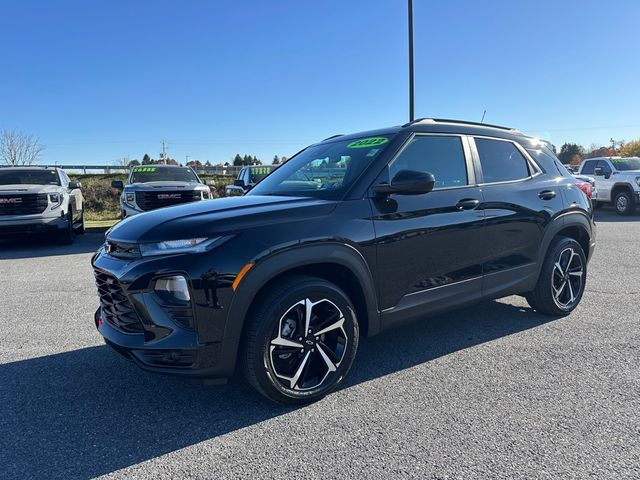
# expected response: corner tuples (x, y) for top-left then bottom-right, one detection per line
(389, 135), (468, 189)
(581, 160), (596, 174)
(475, 138), (530, 183)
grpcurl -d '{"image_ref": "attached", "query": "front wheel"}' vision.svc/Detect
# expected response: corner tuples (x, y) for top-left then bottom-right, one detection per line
(242, 275), (359, 404)
(74, 210), (85, 235)
(614, 191), (635, 216)
(526, 237), (587, 316)
(57, 209), (75, 245)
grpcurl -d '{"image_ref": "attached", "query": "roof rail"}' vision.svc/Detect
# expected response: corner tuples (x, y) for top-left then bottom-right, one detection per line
(321, 134), (344, 142)
(403, 118), (519, 132)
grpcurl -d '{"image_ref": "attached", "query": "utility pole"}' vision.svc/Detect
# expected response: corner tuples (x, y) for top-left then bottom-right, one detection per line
(160, 139), (168, 164)
(408, 0), (415, 122)
(185, 155), (190, 164)
(610, 137), (616, 153)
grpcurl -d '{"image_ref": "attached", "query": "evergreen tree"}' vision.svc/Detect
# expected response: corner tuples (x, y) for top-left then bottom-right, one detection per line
(272, 155), (280, 165)
(233, 154), (243, 166)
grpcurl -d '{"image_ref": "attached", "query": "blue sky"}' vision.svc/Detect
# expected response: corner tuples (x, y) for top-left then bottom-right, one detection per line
(1, 0), (639, 165)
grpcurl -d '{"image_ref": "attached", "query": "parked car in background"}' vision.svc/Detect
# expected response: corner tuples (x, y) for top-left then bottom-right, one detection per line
(0, 166), (84, 244)
(572, 174), (596, 202)
(225, 165), (277, 196)
(112, 165), (211, 218)
(577, 157), (640, 215)
(92, 118), (595, 404)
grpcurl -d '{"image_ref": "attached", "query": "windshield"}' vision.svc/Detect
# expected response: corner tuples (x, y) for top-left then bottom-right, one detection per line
(0, 169), (60, 186)
(248, 135), (395, 200)
(248, 166), (274, 184)
(611, 158), (640, 171)
(130, 167), (199, 183)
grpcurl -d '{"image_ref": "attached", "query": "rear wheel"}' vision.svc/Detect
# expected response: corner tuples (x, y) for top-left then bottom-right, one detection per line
(614, 190), (635, 216)
(526, 237), (586, 316)
(242, 275), (359, 404)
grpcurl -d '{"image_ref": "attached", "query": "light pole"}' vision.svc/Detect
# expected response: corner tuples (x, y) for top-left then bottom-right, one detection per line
(408, 0), (415, 122)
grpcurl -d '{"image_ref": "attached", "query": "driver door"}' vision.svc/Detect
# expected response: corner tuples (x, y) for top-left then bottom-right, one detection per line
(370, 134), (485, 327)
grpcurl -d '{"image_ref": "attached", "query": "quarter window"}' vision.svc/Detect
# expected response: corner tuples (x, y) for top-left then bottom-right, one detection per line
(475, 138), (530, 183)
(389, 135), (468, 189)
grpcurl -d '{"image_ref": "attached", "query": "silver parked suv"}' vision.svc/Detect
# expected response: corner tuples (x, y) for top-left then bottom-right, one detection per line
(111, 165), (211, 218)
(0, 166), (85, 244)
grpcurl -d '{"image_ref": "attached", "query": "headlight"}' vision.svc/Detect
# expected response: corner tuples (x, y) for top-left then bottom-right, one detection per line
(139, 237), (221, 257)
(124, 192), (135, 207)
(48, 193), (62, 207)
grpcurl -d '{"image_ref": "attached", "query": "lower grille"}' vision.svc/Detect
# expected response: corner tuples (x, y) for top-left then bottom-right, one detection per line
(0, 193), (48, 215)
(135, 190), (201, 211)
(94, 270), (144, 334)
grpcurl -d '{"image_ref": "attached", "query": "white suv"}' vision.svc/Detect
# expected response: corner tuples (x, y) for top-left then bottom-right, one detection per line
(0, 166), (85, 243)
(577, 157), (640, 215)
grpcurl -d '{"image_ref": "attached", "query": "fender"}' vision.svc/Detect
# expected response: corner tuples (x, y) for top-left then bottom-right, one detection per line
(611, 182), (635, 194)
(216, 242), (380, 376)
(536, 210), (594, 272)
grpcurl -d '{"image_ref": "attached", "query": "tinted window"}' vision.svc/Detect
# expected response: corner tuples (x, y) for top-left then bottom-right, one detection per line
(597, 160), (612, 174)
(130, 167), (198, 183)
(389, 135), (468, 189)
(475, 138), (530, 183)
(611, 158), (640, 170)
(249, 135), (396, 200)
(581, 160), (596, 174)
(0, 169), (61, 186)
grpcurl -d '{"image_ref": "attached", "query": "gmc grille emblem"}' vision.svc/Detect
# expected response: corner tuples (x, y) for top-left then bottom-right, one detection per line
(157, 194), (181, 200)
(0, 197), (22, 204)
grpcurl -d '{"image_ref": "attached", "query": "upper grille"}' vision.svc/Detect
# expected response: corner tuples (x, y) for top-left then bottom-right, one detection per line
(94, 269), (144, 334)
(135, 190), (201, 211)
(0, 193), (48, 215)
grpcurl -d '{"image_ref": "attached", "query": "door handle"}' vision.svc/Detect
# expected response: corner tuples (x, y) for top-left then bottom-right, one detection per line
(455, 198), (480, 210)
(538, 190), (556, 200)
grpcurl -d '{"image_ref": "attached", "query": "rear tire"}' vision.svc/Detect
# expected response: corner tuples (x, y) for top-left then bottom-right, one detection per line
(526, 237), (587, 316)
(614, 190), (635, 216)
(242, 274), (359, 404)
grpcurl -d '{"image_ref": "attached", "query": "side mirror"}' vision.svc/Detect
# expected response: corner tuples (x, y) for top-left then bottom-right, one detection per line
(373, 170), (436, 196)
(68, 181), (82, 189)
(111, 180), (124, 190)
(593, 167), (604, 176)
(234, 179), (246, 188)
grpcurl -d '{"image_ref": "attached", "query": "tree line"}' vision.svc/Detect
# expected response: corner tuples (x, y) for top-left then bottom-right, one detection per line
(557, 140), (640, 165)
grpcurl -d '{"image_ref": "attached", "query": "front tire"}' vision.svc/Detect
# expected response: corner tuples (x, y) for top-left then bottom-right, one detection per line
(74, 210), (85, 235)
(614, 190), (635, 216)
(57, 209), (75, 245)
(526, 237), (586, 316)
(242, 275), (359, 404)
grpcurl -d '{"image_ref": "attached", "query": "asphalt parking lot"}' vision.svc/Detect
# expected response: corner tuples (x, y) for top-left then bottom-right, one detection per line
(0, 208), (638, 479)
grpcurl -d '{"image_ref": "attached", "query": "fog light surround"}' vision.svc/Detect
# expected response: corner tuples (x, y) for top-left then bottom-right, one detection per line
(155, 275), (191, 304)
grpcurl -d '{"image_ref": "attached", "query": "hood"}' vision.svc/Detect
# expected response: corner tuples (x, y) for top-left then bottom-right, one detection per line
(126, 181), (206, 191)
(107, 195), (337, 244)
(0, 184), (63, 194)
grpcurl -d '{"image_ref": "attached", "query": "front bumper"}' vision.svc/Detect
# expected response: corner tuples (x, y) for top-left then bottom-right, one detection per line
(91, 245), (242, 379)
(0, 215), (68, 237)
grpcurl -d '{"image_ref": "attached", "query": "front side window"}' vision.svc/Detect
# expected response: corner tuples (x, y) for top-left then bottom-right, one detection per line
(0, 169), (61, 186)
(389, 135), (468, 189)
(596, 160), (612, 175)
(581, 160), (596, 174)
(475, 138), (530, 183)
(249, 135), (396, 200)
(130, 167), (198, 183)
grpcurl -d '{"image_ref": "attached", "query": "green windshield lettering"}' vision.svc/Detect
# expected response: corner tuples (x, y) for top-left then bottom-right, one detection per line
(347, 137), (388, 149)
(133, 167), (156, 172)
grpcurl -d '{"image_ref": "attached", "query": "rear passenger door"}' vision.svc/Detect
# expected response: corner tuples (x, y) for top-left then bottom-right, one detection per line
(471, 137), (564, 298)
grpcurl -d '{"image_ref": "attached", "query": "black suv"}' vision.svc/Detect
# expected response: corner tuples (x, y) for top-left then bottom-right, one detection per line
(92, 119), (596, 403)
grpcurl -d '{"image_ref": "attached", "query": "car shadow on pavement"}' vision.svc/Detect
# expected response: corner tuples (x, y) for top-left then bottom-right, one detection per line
(0, 232), (104, 259)
(594, 208), (640, 222)
(0, 300), (555, 479)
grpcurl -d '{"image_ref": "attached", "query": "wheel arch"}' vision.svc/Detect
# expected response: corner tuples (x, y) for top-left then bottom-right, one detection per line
(221, 243), (380, 375)
(611, 182), (634, 198)
(539, 212), (593, 266)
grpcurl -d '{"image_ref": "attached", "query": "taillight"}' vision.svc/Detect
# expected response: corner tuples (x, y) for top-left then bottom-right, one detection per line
(575, 180), (593, 199)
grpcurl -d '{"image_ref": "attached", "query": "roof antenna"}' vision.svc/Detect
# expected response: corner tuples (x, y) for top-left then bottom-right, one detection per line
(480, 110), (487, 124)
